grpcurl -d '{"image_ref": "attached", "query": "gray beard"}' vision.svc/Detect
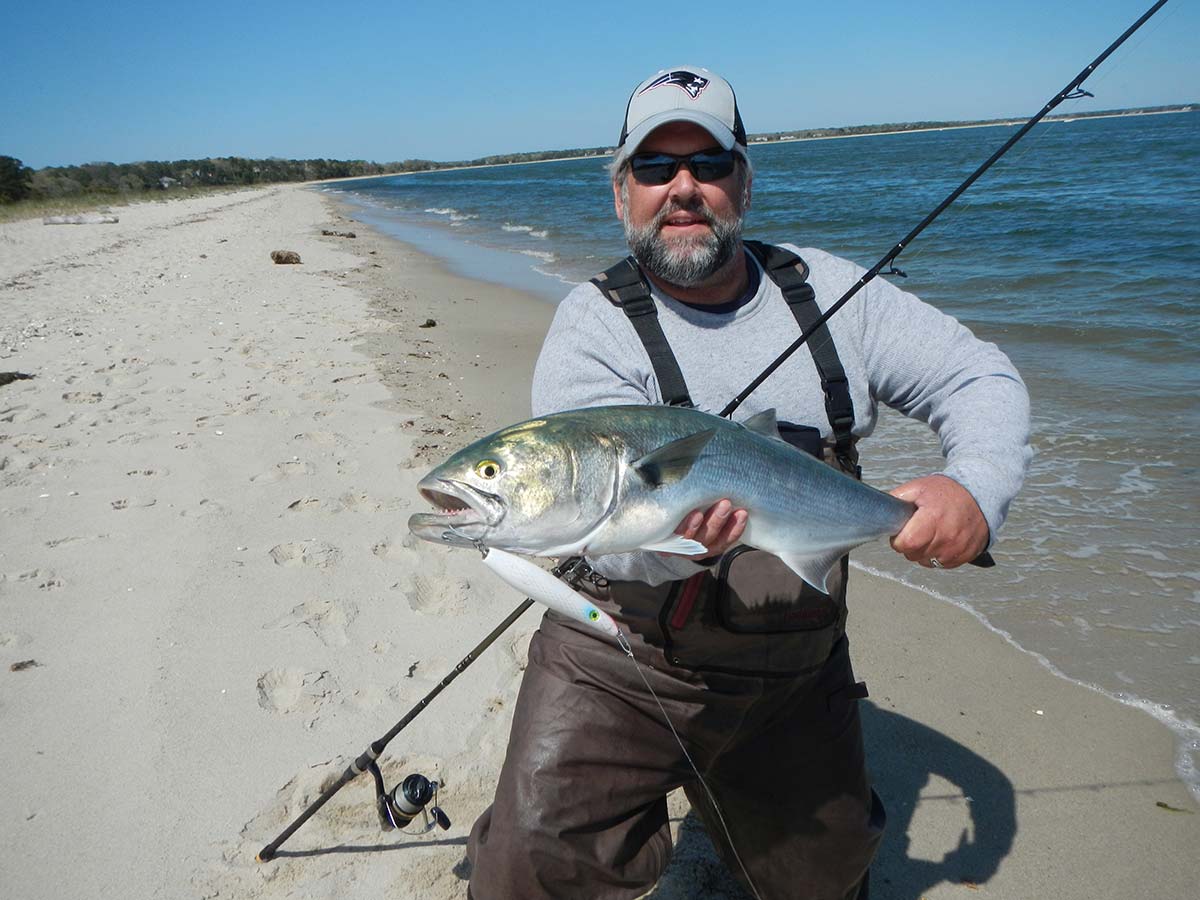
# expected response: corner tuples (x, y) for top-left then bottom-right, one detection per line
(623, 196), (743, 289)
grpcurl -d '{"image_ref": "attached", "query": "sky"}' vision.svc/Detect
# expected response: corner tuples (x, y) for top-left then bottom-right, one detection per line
(2, 0), (1195, 169)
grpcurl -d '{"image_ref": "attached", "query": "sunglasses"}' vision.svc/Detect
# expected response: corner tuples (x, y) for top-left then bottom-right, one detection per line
(628, 148), (737, 186)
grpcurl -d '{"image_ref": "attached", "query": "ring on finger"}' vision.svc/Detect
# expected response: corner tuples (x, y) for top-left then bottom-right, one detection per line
(929, 557), (944, 569)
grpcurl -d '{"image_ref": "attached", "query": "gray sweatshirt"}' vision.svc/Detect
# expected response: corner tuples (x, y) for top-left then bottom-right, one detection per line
(531, 244), (1032, 586)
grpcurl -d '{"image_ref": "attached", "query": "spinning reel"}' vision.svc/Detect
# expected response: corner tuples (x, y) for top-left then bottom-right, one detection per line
(367, 762), (451, 834)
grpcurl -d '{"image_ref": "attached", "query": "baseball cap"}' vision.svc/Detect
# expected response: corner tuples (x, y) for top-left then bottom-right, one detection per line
(613, 66), (747, 169)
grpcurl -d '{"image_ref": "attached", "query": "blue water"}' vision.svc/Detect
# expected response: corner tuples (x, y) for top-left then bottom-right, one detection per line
(325, 112), (1200, 794)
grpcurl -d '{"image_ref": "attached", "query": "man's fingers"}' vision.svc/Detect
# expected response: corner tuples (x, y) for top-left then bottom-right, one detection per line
(668, 502), (748, 559)
(700, 500), (732, 543)
(676, 509), (704, 538)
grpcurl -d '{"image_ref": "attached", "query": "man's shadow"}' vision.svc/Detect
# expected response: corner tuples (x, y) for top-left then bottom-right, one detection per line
(647, 701), (1016, 899)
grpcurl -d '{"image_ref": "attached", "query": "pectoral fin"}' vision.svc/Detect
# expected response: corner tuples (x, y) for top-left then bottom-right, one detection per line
(632, 430), (717, 487)
(778, 548), (847, 594)
(640, 536), (709, 556)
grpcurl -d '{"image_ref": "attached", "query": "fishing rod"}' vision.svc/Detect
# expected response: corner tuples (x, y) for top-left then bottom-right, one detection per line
(720, 0), (1171, 420)
(256, 0), (1169, 866)
(255, 594), (538, 862)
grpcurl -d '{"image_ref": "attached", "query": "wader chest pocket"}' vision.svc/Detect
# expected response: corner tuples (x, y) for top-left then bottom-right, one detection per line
(715, 546), (843, 634)
(658, 549), (848, 677)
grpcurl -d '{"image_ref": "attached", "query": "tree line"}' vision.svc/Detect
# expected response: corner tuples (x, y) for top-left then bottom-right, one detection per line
(0, 149), (613, 205)
(0, 155), (452, 204)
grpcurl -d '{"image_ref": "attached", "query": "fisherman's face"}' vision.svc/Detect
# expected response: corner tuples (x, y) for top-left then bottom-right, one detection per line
(614, 121), (751, 288)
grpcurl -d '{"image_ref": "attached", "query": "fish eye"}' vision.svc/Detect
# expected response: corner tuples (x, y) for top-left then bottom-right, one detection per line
(587, 609), (600, 621)
(475, 459), (502, 479)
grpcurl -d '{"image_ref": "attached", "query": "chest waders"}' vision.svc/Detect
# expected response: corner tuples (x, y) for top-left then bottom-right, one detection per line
(584, 241), (861, 677)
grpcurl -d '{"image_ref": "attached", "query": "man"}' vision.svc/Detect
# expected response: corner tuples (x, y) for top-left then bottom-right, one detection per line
(466, 66), (1030, 899)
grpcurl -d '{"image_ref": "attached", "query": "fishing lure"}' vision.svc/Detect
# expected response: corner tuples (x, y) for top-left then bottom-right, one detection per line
(479, 547), (621, 639)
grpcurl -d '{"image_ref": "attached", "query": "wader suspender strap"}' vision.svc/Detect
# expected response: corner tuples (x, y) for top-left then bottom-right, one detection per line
(590, 244), (857, 464)
(743, 241), (858, 468)
(590, 257), (693, 407)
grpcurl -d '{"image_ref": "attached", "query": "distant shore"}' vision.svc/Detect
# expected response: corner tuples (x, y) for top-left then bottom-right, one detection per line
(749, 105), (1196, 146)
(316, 105), (1198, 184)
(6, 106), (1191, 215)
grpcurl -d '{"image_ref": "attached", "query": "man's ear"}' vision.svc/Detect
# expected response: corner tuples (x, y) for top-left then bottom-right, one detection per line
(612, 177), (625, 221)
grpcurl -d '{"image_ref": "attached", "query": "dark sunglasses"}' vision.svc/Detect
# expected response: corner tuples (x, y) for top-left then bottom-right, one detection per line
(628, 148), (737, 186)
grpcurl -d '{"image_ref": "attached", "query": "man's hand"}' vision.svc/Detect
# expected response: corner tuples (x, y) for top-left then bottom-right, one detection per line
(889, 475), (989, 569)
(664, 499), (748, 559)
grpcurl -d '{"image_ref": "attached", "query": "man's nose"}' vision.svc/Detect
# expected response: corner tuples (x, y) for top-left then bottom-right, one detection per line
(666, 164), (701, 202)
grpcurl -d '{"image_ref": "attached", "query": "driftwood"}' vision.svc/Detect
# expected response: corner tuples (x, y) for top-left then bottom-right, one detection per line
(270, 250), (302, 265)
(43, 214), (120, 225)
(321, 229), (356, 238)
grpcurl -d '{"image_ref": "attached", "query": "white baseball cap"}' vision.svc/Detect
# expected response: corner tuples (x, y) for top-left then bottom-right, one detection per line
(613, 66), (748, 168)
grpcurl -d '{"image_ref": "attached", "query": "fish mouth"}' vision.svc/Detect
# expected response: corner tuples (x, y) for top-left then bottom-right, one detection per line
(407, 477), (505, 545)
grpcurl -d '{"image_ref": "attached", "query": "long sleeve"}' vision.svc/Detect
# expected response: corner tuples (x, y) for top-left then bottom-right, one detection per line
(847, 256), (1033, 541)
(532, 284), (714, 585)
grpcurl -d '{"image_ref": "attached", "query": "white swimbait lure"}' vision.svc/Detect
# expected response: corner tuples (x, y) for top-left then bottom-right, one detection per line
(479, 547), (620, 639)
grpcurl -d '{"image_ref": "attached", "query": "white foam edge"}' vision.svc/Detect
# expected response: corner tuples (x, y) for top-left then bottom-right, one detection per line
(530, 266), (582, 288)
(850, 559), (1200, 803)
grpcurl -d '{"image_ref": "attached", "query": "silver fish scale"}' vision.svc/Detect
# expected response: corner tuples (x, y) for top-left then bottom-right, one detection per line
(550, 406), (911, 558)
(410, 405), (913, 582)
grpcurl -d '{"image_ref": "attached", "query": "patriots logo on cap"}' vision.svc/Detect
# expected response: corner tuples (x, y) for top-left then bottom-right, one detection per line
(640, 70), (709, 99)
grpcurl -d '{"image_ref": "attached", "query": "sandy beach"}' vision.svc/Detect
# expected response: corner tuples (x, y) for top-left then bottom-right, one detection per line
(1, 185), (1196, 899)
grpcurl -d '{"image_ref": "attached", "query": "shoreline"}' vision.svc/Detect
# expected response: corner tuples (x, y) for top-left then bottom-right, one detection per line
(313, 107), (1197, 185)
(1, 185), (1196, 899)
(329, 182), (1200, 805)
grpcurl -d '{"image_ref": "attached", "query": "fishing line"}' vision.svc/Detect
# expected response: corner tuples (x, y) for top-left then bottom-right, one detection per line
(894, 0), (1181, 275)
(721, 0), (1171, 420)
(616, 631), (766, 900)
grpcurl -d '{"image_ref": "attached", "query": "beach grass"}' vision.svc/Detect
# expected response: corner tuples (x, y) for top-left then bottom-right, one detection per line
(0, 184), (249, 224)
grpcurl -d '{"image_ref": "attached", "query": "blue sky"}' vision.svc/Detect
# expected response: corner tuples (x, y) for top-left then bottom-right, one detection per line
(2, 0), (1195, 169)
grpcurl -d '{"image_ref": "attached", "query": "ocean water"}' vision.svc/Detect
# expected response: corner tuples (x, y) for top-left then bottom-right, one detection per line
(325, 112), (1200, 794)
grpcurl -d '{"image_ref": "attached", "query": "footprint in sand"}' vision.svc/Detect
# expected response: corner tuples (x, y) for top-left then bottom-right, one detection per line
(371, 537), (421, 566)
(250, 460), (315, 483)
(255, 667), (337, 716)
(102, 374), (149, 390)
(265, 598), (358, 647)
(509, 630), (537, 671)
(9, 433), (64, 452)
(126, 467), (168, 478)
(285, 496), (324, 513)
(292, 430), (345, 447)
(61, 391), (103, 404)
(108, 431), (154, 446)
(45, 534), (107, 549)
(93, 358), (150, 376)
(110, 496), (156, 510)
(224, 392), (268, 416)
(0, 453), (48, 486)
(340, 491), (407, 513)
(179, 498), (230, 518)
(299, 389), (347, 405)
(6, 569), (65, 591)
(387, 658), (452, 704)
(1, 405), (46, 424)
(0, 630), (30, 649)
(405, 573), (471, 616)
(268, 541), (341, 568)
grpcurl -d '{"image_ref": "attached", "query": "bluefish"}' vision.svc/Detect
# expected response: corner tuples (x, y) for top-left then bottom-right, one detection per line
(409, 404), (913, 593)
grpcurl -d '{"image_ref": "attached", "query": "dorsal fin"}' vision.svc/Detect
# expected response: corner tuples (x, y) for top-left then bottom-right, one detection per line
(742, 408), (781, 439)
